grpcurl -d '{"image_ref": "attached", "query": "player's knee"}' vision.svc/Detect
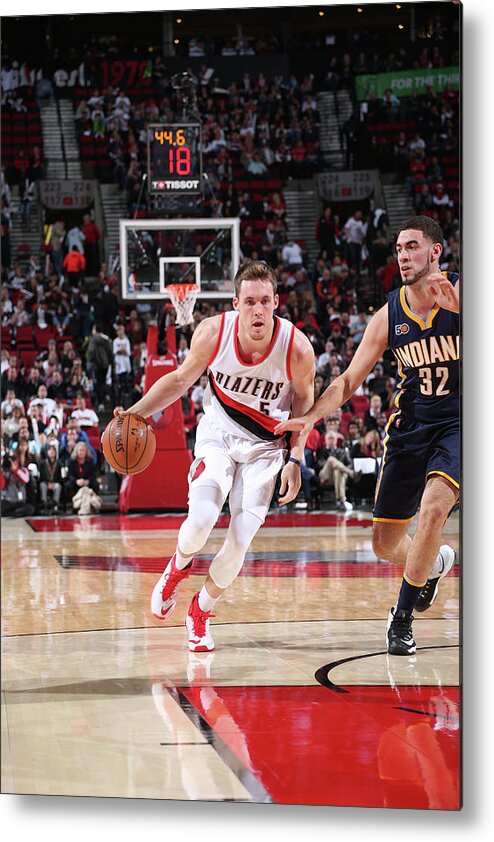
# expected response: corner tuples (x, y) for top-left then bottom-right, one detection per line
(179, 499), (221, 551)
(372, 528), (395, 559)
(419, 499), (449, 529)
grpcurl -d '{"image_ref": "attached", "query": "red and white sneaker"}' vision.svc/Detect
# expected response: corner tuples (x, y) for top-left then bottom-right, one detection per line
(185, 592), (215, 652)
(150, 553), (192, 620)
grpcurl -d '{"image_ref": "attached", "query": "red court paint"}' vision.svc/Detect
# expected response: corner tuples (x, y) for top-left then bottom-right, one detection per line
(28, 512), (372, 532)
(181, 684), (460, 809)
(54, 554), (457, 579)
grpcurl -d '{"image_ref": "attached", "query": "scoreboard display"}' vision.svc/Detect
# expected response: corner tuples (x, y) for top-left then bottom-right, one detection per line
(147, 123), (202, 195)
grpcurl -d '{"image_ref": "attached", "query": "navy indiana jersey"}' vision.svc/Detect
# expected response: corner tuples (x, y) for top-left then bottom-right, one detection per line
(387, 272), (459, 423)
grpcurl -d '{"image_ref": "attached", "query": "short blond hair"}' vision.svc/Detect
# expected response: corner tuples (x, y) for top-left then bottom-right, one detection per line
(233, 260), (278, 297)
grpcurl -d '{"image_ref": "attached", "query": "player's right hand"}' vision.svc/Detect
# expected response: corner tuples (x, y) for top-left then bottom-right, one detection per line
(113, 406), (128, 417)
(274, 416), (314, 437)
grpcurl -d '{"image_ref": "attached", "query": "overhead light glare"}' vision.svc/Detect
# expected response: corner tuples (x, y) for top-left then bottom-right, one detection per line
(319, 10), (325, 16)
(174, 39), (180, 44)
(176, 18), (182, 23)
(398, 24), (405, 30)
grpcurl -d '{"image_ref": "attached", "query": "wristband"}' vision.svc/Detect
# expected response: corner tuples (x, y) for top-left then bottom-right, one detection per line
(288, 456), (301, 467)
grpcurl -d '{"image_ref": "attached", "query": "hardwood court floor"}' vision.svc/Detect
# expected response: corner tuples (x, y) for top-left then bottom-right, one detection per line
(1, 508), (460, 808)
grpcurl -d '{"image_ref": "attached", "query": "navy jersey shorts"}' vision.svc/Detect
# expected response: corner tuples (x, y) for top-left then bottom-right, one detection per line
(373, 413), (460, 523)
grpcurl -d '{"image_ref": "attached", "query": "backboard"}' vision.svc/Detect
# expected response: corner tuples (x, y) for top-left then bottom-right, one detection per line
(119, 217), (241, 303)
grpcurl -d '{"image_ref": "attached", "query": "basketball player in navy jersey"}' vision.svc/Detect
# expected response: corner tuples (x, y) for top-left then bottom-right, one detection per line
(116, 261), (315, 652)
(275, 216), (460, 655)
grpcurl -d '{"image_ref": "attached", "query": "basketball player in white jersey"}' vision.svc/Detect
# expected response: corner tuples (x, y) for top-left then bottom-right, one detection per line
(116, 261), (315, 652)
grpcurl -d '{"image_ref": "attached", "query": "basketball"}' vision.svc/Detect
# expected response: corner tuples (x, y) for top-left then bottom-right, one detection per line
(101, 413), (156, 475)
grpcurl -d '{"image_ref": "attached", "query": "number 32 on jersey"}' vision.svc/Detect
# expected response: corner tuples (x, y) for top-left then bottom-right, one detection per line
(418, 366), (450, 396)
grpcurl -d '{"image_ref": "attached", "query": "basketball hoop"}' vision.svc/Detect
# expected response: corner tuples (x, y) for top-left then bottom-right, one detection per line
(167, 284), (200, 326)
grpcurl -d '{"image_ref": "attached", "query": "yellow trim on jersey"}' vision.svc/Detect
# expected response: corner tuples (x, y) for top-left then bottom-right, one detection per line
(426, 305), (440, 328)
(399, 286), (439, 331)
(373, 516), (415, 524)
(404, 573), (427, 587)
(393, 357), (406, 408)
(374, 410), (399, 503)
(400, 286), (426, 329)
(427, 470), (460, 490)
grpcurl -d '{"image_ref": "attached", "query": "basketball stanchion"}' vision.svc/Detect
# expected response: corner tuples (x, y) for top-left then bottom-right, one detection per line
(167, 283), (200, 326)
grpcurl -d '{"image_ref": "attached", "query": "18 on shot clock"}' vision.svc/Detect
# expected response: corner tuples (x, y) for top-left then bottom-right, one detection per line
(147, 123), (202, 195)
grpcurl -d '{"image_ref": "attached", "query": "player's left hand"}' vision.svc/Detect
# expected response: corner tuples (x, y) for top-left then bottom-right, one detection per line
(278, 460), (301, 507)
(427, 272), (460, 313)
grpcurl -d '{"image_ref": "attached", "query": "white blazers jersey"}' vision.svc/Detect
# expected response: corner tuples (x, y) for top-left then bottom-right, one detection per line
(203, 310), (296, 443)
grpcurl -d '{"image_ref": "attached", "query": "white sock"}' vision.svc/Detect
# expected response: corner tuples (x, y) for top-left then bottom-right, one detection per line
(175, 547), (194, 570)
(198, 585), (218, 613)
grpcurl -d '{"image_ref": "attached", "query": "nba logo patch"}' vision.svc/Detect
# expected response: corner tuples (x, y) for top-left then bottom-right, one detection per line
(395, 323), (410, 336)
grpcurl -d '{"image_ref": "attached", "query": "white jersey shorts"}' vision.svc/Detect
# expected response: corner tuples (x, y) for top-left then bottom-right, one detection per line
(188, 414), (286, 521)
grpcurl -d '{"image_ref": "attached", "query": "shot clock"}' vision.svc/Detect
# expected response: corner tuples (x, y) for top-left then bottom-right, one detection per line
(147, 123), (202, 194)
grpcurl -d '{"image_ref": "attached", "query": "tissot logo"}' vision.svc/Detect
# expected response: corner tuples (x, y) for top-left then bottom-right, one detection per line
(395, 323), (410, 336)
(151, 179), (200, 190)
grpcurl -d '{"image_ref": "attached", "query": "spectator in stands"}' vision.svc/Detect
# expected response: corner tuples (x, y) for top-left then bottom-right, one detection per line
(316, 206), (336, 261)
(260, 221), (281, 267)
(59, 428), (78, 467)
(13, 149), (29, 186)
(67, 223), (85, 255)
(1, 364), (25, 402)
(1, 450), (35, 517)
(377, 254), (400, 296)
(263, 192), (285, 222)
(368, 360), (392, 399)
(113, 323), (132, 406)
(19, 176), (34, 231)
(28, 383), (57, 424)
(67, 441), (101, 514)
(414, 183), (434, 214)
(432, 182), (453, 210)
(29, 146), (45, 181)
(81, 213), (101, 276)
(381, 88), (400, 120)
(3, 404), (24, 441)
(70, 394), (99, 428)
(38, 443), (64, 513)
(316, 429), (358, 512)
(60, 418), (97, 464)
(350, 429), (382, 460)
(349, 311), (369, 346)
(27, 402), (47, 443)
(282, 239), (303, 271)
(86, 323), (113, 412)
(75, 99), (91, 124)
(11, 297), (31, 327)
(63, 245), (86, 288)
(364, 393), (383, 431)
(343, 419), (361, 451)
(343, 209), (367, 271)
(52, 300), (72, 336)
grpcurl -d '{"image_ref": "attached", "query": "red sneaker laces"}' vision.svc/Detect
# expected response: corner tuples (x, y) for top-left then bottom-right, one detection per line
(161, 560), (190, 600)
(192, 599), (215, 637)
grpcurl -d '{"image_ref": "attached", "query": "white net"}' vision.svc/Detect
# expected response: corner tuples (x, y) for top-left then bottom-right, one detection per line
(167, 284), (200, 326)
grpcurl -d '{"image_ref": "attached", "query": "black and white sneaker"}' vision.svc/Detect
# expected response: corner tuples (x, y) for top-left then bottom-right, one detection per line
(415, 545), (456, 613)
(386, 606), (417, 656)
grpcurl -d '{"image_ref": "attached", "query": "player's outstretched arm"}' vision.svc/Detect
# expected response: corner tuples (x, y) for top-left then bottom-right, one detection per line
(114, 316), (221, 419)
(274, 304), (389, 436)
(427, 272), (460, 313)
(278, 330), (315, 507)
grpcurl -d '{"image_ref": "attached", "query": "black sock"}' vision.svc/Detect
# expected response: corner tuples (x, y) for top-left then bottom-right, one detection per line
(396, 576), (426, 614)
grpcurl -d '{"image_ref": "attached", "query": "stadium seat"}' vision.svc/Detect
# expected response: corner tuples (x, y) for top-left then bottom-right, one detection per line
(351, 395), (370, 417)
